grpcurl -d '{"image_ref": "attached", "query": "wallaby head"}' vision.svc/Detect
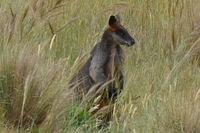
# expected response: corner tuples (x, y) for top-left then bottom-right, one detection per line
(105, 14), (135, 46)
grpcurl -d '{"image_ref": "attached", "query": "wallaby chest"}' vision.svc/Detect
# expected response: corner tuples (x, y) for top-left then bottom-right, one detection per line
(105, 46), (122, 79)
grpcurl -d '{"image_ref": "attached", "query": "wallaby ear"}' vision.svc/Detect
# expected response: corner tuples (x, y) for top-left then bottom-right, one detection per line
(109, 15), (117, 26)
(115, 14), (121, 23)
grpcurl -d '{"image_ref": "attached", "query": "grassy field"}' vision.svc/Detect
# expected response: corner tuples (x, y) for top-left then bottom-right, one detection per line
(0, 0), (200, 132)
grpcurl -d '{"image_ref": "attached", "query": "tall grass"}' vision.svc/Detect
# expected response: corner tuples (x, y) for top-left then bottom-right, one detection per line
(0, 0), (200, 132)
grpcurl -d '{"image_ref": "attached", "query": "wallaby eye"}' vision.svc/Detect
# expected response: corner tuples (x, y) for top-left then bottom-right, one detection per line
(120, 32), (125, 36)
(116, 29), (126, 37)
(117, 29), (126, 36)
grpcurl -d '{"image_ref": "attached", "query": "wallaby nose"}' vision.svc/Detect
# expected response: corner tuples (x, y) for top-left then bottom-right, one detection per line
(132, 39), (135, 44)
(130, 39), (135, 45)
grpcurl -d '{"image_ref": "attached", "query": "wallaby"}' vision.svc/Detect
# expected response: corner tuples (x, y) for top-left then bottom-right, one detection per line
(69, 14), (135, 101)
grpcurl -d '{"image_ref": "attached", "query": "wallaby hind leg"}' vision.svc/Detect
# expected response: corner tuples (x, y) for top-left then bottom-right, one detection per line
(107, 71), (124, 99)
(108, 85), (117, 99)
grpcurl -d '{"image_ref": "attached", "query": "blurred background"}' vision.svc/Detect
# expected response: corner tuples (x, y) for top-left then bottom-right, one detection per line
(0, 0), (200, 132)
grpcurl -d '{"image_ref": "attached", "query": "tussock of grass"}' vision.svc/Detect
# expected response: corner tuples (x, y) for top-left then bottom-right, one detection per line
(0, 0), (200, 132)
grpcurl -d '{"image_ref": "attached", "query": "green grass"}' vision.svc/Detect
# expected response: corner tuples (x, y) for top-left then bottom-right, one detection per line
(0, 0), (200, 132)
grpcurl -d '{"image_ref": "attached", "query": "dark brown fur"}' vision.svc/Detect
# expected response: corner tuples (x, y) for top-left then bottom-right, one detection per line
(69, 15), (135, 116)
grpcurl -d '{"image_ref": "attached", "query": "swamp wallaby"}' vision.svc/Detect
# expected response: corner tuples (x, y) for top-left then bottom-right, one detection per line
(69, 15), (135, 100)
